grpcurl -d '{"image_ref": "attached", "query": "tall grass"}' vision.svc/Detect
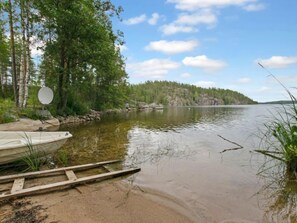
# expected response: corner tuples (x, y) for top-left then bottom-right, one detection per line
(21, 135), (44, 171)
(55, 149), (70, 166)
(256, 64), (297, 173)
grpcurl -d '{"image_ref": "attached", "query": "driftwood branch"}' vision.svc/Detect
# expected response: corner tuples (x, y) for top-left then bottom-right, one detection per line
(218, 135), (244, 153)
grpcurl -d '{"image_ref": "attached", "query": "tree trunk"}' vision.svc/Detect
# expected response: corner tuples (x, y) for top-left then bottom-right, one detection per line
(18, 54), (24, 106)
(23, 0), (31, 108)
(8, 0), (19, 107)
(1, 64), (8, 97)
(0, 65), (2, 97)
(57, 44), (66, 113)
(19, 2), (26, 107)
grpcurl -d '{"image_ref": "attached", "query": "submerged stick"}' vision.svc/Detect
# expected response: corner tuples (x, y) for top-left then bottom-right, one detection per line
(218, 135), (244, 153)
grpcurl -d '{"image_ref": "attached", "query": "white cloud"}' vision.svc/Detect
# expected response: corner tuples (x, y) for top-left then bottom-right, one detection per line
(160, 10), (216, 35)
(257, 56), (297, 68)
(148, 13), (160, 25)
(243, 3), (265, 11)
(145, 40), (199, 54)
(176, 11), (217, 26)
(167, 0), (257, 11)
(237, 77), (251, 84)
(127, 59), (180, 79)
(30, 36), (44, 58)
(181, 72), (191, 78)
(277, 75), (297, 84)
(195, 81), (216, 88)
(160, 23), (198, 35)
(182, 55), (226, 72)
(123, 14), (147, 25)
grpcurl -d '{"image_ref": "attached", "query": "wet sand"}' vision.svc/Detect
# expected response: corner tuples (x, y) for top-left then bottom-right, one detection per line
(0, 180), (195, 223)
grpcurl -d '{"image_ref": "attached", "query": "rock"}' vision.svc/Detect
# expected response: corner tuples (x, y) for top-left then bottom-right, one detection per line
(0, 118), (60, 131)
(58, 110), (101, 125)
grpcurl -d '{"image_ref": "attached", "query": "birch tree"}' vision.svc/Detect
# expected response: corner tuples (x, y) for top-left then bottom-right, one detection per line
(18, 0), (31, 107)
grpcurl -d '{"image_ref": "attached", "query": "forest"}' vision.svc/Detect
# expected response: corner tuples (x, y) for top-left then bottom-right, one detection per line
(0, 0), (255, 121)
(128, 81), (256, 107)
(0, 0), (127, 115)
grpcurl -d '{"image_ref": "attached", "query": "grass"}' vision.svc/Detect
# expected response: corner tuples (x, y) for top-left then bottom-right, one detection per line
(256, 64), (297, 174)
(21, 135), (44, 171)
(0, 85), (48, 124)
(0, 98), (17, 124)
(55, 149), (70, 166)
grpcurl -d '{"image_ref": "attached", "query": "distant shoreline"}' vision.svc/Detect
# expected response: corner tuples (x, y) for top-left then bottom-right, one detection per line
(258, 100), (293, 105)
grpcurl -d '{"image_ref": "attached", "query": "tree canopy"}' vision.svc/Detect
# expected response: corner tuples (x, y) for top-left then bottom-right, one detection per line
(129, 81), (256, 107)
(0, 0), (127, 115)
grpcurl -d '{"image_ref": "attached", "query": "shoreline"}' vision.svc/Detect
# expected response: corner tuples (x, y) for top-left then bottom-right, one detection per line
(0, 180), (195, 223)
(0, 119), (196, 223)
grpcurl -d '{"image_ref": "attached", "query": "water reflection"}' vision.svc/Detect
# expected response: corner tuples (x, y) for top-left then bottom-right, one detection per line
(125, 127), (197, 166)
(101, 106), (246, 132)
(57, 105), (297, 222)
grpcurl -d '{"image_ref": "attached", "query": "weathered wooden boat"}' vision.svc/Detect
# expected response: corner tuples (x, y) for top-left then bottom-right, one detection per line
(0, 160), (140, 201)
(0, 131), (72, 165)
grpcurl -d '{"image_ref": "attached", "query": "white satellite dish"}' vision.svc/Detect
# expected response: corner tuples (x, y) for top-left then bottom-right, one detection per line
(38, 86), (54, 105)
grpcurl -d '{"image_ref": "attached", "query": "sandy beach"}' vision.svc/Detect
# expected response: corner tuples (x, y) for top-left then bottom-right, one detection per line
(0, 180), (194, 223)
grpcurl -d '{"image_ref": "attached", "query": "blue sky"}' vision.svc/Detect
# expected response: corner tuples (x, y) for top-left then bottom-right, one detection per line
(111, 0), (297, 102)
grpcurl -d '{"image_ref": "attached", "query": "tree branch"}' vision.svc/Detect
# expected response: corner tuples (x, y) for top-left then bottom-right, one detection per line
(218, 135), (244, 153)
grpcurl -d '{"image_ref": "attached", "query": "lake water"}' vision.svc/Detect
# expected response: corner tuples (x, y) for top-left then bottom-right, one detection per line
(60, 105), (297, 223)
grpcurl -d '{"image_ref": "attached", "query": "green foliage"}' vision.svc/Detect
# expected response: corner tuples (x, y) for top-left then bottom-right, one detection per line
(0, 112), (17, 124)
(34, 0), (127, 115)
(0, 17), (10, 98)
(55, 149), (70, 167)
(17, 108), (46, 120)
(26, 85), (40, 108)
(21, 135), (44, 171)
(1, 0), (127, 114)
(0, 98), (17, 123)
(0, 88), (48, 123)
(257, 90), (297, 173)
(128, 81), (256, 106)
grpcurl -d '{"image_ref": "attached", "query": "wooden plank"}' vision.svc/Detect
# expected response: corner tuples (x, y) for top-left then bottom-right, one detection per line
(0, 168), (141, 201)
(11, 178), (25, 193)
(102, 165), (114, 172)
(65, 170), (77, 181)
(0, 160), (121, 183)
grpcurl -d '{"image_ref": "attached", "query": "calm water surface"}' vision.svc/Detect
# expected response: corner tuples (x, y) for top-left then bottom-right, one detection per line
(60, 105), (297, 223)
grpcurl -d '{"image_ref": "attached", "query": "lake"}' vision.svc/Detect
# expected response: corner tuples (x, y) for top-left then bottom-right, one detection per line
(60, 105), (297, 223)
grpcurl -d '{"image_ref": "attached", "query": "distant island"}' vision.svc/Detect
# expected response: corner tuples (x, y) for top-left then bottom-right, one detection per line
(259, 100), (293, 105)
(128, 81), (256, 107)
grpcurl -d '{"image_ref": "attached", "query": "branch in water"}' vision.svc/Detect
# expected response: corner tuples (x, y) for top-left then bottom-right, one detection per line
(218, 135), (243, 153)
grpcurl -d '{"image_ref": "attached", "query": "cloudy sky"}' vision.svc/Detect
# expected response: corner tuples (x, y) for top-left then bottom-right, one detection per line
(111, 0), (297, 102)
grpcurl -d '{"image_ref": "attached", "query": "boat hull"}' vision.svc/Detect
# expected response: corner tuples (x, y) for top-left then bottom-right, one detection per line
(0, 131), (72, 165)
